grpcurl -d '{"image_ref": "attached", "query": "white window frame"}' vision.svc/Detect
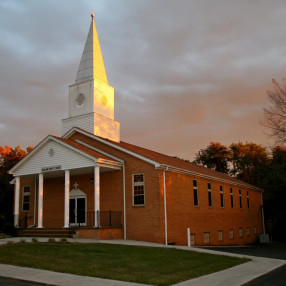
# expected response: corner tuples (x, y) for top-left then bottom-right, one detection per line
(229, 229), (234, 239)
(132, 173), (145, 206)
(254, 226), (257, 235)
(246, 227), (250, 236)
(22, 185), (31, 212)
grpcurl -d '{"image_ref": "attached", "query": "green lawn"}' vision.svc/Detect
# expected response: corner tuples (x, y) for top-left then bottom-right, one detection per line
(0, 243), (249, 285)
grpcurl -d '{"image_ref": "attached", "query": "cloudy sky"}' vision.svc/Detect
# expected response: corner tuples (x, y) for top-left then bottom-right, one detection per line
(0, 0), (285, 160)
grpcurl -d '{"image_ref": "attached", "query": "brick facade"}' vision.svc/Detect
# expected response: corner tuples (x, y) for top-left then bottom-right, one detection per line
(14, 131), (263, 246)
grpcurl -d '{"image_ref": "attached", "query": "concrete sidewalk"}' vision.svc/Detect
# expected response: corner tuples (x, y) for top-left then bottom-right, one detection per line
(0, 237), (285, 286)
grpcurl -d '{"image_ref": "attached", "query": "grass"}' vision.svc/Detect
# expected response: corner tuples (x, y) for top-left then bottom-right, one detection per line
(0, 243), (249, 285)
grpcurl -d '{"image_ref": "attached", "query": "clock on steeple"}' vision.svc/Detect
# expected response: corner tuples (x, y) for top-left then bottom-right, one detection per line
(62, 14), (120, 142)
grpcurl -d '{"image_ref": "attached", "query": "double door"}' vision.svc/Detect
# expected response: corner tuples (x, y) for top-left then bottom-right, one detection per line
(69, 197), (86, 226)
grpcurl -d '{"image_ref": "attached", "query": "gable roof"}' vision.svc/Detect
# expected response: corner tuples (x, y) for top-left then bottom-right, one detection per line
(64, 128), (263, 192)
(9, 135), (120, 175)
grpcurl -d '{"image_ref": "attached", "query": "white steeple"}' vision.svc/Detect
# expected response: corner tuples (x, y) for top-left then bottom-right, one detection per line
(75, 14), (108, 85)
(62, 14), (120, 142)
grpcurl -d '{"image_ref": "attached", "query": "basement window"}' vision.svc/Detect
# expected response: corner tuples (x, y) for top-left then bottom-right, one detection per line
(239, 228), (243, 238)
(218, 230), (223, 241)
(133, 173), (145, 206)
(204, 232), (210, 244)
(229, 229), (234, 239)
(22, 186), (30, 212)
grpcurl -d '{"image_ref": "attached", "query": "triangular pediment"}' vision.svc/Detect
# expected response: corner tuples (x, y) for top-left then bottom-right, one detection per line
(10, 136), (97, 177)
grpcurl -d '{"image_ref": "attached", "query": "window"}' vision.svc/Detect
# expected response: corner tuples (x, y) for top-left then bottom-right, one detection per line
(239, 190), (242, 208)
(133, 174), (145, 206)
(204, 232), (210, 244)
(208, 183), (212, 207)
(239, 228), (243, 238)
(230, 188), (234, 208)
(190, 233), (195, 246)
(247, 227), (250, 236)
(254, 226), (257, 235)
(220, 186), (224, 207)
(22, 186), (30, 212)
(229, 229), (234, 239)
(193, 180), (199, 206)
(218, 230), (223, 241)
(247, 191), (250, 209)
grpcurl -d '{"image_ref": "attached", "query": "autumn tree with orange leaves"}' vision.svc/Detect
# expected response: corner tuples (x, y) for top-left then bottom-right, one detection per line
(0, 145), (33, 229)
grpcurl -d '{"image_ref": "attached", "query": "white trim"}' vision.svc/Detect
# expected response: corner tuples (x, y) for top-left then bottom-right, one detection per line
(14, 177), (20, 227)
(75, 140), (124, 163)
(37, 173), (44, 228)
(64, 170), (70, 228)
(159, 165), (263, 192)
(94, 166), (100, 227)
(22, 185), (31, 212)
(9, 135), (98, 175)
(63, 128), (160, 168)
(132, 173), (145, 206)
(69, 195), (87, 227)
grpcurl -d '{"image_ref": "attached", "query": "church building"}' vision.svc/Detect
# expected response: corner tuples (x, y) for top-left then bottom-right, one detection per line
(9, 15), (264, 246)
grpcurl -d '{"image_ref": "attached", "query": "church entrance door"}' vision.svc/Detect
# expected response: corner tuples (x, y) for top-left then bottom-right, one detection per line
(69, 197), (86, 226)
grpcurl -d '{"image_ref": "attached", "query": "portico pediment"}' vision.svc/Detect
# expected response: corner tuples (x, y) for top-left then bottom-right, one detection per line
(9, 136), (97, 177)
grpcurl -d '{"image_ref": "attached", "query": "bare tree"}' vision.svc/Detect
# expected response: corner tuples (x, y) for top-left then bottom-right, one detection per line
(263, 78), (286, 145)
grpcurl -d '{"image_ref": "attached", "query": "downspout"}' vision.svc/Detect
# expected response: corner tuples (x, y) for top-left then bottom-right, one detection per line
(260, 192), (265, 234)
(163, 167), (168, 245)
(123, 165), (126, 239)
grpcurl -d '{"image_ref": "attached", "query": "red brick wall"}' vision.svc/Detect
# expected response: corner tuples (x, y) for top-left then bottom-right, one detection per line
(164, 171), (263, 246)
(69, 132), (164, 243)
(15, 132), (263, 247)
(76, 227), (123, 239)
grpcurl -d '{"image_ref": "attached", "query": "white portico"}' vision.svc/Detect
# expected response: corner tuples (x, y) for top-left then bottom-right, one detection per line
(9, 135), (123, 229)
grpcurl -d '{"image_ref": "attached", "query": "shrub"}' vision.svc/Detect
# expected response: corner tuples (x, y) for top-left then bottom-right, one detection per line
(32, 238), (38, 243)
(48, 238), (56, 243)
(60, 238), (67, 243)
(2, 223), (16, 236)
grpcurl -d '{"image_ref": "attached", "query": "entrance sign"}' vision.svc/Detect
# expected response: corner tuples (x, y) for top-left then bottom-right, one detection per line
(41, 165), (62, 172)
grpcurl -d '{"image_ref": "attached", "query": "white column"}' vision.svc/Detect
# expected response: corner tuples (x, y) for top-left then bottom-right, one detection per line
(37, 173), (44, 228)
(64, 170), (70, 228)
(14, 177), (20, 227)
(94, 166), (100, 227)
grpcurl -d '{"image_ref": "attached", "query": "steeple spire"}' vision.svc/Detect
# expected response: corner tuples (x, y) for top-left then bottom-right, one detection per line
(75, 14), (108, 85)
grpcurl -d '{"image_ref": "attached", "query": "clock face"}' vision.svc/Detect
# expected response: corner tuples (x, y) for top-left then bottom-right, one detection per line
(76, 93), (85, 106)
(100, 94), (108, 107)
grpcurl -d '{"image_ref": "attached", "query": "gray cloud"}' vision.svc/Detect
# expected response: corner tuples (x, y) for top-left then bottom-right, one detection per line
(0, 0), (284, 160)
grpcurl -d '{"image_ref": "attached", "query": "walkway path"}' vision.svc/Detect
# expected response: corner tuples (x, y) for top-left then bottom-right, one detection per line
(0, 237), (285, 286)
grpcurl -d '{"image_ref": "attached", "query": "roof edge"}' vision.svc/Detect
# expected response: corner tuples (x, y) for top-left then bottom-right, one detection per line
(158, 164), (263, 192)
